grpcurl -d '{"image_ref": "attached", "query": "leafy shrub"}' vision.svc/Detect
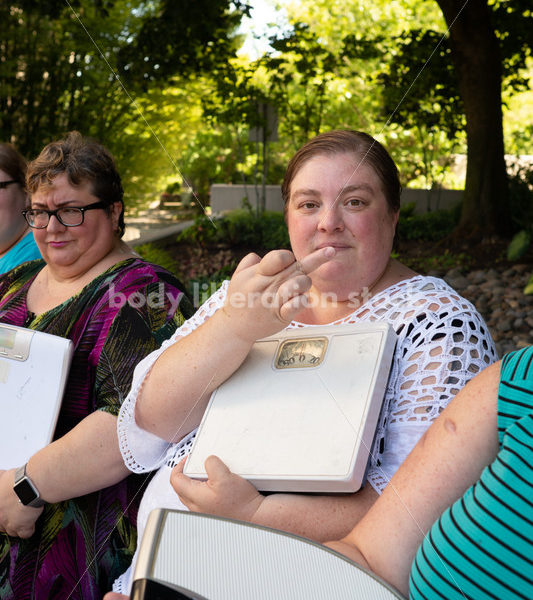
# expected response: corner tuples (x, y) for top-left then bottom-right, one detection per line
(524, 273), (533, 295)
(507, 229), (532, 261)
(394, 249), (472, 274)
(176, 213), (225, 247)
(176, 209), (290, 250)
(135, 243), (181, 276)
(259, 212), (291, 249)
(220, 209), (262, 247)
(187, 264), (235, 307)
(398, 202), (459, 241)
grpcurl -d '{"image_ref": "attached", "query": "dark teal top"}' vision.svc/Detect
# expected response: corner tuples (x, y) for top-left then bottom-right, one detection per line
(409, 345), (533, 599)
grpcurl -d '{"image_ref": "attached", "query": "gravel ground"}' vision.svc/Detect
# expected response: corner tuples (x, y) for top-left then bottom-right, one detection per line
(438, 263), (533, 357)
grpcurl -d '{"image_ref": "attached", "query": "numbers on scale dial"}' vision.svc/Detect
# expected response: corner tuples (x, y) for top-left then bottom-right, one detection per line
(275, 337), (328, 369)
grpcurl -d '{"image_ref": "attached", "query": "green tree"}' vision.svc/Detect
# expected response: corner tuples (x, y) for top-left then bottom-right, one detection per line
(278, 0), (532, 240)
(0, 0), (249, 204)
(0, 0), (137, 158)
(378, 29), (465, 190)
(375, 0), (532, 239)
(116, 0), (250, 88)
(191, 22), (375, 216)
(433, 0), (511, 239)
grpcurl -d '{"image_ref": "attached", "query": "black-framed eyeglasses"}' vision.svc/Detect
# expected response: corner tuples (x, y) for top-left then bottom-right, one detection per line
(0, 180), (18, 190)
(22, 201), (109, 229)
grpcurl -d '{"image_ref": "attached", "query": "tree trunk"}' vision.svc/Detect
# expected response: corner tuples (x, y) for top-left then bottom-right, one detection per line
(436, 0), (511, 241)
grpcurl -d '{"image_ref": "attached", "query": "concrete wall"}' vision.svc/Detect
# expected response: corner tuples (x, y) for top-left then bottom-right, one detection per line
(400, 188), (462, 213)
(210, 183), (462, 215)
(210, 184), (285, 213)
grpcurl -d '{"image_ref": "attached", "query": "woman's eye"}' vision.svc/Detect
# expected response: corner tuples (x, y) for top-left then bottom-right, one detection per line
(346, 198), (362, 207)
(300, 202), (317, 209)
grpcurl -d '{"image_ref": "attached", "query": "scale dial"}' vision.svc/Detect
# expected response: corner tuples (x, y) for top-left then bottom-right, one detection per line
(274, 336), (328, 369)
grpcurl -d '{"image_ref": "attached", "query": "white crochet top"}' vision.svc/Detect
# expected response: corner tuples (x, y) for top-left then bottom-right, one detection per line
(118, 275), (496, 493)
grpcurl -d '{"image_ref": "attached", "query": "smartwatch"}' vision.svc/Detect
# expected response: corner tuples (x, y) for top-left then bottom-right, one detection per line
(13, 463), (46, 508)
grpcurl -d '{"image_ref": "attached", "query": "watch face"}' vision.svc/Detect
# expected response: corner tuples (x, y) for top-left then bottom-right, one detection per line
(274, 336), (328, 370)
(14, 478), (39, 505)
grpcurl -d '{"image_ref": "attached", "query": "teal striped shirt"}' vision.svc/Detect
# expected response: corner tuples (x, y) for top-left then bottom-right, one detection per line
(409, 345), (533, 599)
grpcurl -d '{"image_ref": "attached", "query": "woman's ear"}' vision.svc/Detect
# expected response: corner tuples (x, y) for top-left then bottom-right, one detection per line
(392, 208), (400, 229)
(110, 201), (122, 232)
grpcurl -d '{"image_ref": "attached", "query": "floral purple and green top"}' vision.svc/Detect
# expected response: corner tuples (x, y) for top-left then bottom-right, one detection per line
(0, 257), (194, 600)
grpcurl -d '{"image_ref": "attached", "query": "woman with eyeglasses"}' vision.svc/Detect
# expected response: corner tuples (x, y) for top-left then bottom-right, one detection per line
(0, 131), (195, 600)
(0, 143), (41, 274)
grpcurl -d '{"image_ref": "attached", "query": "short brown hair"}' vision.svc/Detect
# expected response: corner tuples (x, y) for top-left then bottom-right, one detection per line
(26, 131), (125, 237)
(282, 130), (401, 213)
(0, 143), (27, 186)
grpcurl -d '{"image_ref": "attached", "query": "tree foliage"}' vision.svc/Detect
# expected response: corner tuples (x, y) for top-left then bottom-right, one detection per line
(1, 0), (531, 233)
(117, 0), (250, 89)
(0, 0), (248, 204)
(276, 0), (532, 239)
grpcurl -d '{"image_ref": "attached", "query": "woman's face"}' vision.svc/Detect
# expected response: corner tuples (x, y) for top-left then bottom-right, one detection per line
(30, 173), (121, 275)
(0, 168), (28, 250)
(286, 152), (398, 298)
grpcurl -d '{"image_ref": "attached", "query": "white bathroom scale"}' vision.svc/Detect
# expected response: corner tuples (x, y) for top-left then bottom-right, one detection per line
(131, 509), (406, 600)
(184, 322), (397, 492)
(0, 323), (73, 469)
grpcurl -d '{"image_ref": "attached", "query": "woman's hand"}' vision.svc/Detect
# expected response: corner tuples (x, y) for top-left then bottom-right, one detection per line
(0, 469), (43, 538)
(135, 246), (336, 443)
(171, 456), (264, 522)
(223, 247), (335, 344)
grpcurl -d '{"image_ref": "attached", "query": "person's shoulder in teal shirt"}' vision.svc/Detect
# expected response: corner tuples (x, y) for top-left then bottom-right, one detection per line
(0, 231), (42, 275)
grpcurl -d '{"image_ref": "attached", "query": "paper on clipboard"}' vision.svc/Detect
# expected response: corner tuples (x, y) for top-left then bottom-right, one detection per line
(0, 324), (73, 469)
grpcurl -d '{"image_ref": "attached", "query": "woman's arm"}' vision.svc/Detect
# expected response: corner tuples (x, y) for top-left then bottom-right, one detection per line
(169, 298), (498, 542)
(0, 263), (190, 538)
(136, 248), (335, 442)
(0, 411), (129, 538)
(172, 455), (379, 541)
(325, 360), (501, 596)
(365, 303), (497, 494)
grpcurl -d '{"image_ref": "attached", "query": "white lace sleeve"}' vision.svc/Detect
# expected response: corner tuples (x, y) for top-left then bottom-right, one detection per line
(364, 277), (497, 493)
(117, 281), (229, 473)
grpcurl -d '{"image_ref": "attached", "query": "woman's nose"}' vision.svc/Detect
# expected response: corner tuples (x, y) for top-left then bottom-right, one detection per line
(46, 213), (67, 231)
(318, 205), (344, 232)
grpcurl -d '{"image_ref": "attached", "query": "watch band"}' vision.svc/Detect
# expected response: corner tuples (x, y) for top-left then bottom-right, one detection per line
(13, 463), (46, 508)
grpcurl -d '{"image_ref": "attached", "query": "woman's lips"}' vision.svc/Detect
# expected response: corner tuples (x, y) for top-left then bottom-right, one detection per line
(48, 241), (69, 248)
(316, 243), (350, 250)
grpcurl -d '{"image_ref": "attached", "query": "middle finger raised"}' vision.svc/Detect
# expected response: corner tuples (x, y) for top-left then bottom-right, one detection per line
(296, 246), (336, 276)
(255, 249), (297, 277)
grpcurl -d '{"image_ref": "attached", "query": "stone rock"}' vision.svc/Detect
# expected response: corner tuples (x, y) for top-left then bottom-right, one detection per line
(444, 274), (470, 291)
(496, 319), (512, 333)
(468, 270), (487, 284)
(513, 318), (524, 329)
(516, 339), (532, 349)
(445, 267), (464, 279)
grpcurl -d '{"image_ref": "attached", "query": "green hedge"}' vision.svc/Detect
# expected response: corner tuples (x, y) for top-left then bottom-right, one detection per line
(177, 209), (290, 250)
(397, 202), (460, 241)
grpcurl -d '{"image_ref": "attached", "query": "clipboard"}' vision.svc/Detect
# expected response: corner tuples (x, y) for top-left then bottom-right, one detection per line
(184, 322), (397, 492)
(0, 323), (73, 469)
